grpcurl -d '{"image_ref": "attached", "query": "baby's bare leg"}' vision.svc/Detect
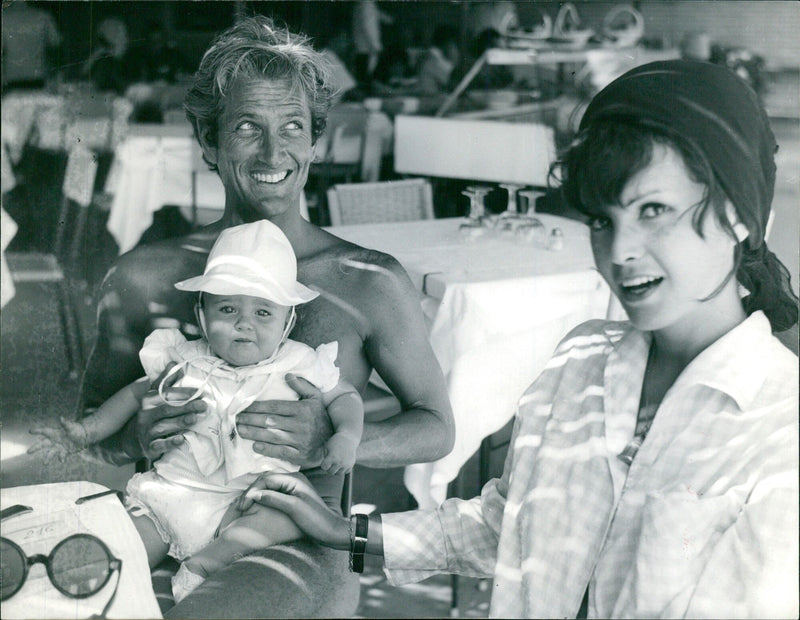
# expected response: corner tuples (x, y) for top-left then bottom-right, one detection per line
(184, 505), (303, 578)
(129, 512), (170, 568)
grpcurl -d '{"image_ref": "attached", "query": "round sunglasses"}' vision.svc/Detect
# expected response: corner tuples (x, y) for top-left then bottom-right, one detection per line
(1, 533), (122, 615)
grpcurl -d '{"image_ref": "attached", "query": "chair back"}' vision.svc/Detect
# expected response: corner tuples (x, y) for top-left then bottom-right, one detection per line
(327, 178), (434, 226)
(59, 144), (99, 265)
(315, 103), (386, 183)
(62, 144), (99, 208)
(317, 104), (369, 164)
(394, 115), (555, 187)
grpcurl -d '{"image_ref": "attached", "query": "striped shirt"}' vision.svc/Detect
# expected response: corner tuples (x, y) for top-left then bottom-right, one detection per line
(382, 312), (799, 618)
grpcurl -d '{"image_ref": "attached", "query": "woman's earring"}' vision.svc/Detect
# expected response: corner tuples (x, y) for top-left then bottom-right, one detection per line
(733, 222), (749, 243)
(725, 203), (749, 243)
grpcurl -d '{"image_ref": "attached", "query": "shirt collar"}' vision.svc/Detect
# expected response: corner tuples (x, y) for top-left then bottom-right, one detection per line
(670, 311), (774, 410)
(603, 312), (775, 410)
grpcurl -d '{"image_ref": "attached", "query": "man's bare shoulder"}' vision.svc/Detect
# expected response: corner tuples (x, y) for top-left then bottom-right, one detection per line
(103, 233), (214, 295)
(303, 234), (412, 295)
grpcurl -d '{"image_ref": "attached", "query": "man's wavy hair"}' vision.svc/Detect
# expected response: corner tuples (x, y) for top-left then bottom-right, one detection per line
(184, 15), (334, 171)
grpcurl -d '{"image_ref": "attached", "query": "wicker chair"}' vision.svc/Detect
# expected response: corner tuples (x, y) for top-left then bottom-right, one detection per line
(326, 178), (434, 226)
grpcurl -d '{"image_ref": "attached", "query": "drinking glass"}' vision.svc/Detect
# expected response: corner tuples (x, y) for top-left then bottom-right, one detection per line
(515, 188), (548, 246)
(459, 185), (492, 240)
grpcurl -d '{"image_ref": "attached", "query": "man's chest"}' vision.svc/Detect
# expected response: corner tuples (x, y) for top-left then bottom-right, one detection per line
(297, 253), (379, 385)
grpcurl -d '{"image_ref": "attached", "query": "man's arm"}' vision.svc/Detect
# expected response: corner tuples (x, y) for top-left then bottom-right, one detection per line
(357, 255), (455, 468)
(78, 244), (208, 464)
(79, 257), (156, 463)
(236, 251), (454, 470)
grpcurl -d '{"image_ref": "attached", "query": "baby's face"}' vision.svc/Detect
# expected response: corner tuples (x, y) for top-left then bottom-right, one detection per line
(201, 293), (291, 366)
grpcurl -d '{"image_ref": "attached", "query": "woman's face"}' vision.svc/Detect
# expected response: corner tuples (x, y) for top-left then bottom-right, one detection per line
(589, 143), (739, 334)
(201, 293), (290, 366)
(202, 76), (315, 222)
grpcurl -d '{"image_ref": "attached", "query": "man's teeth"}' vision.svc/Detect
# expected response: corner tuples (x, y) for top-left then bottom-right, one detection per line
(252, 171), (288, 183)
(621, 276), (661, 288)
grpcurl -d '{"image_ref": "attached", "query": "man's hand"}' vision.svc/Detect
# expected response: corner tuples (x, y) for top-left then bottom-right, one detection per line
(236, 374), (333, 468)
(136, 363), (206, 461)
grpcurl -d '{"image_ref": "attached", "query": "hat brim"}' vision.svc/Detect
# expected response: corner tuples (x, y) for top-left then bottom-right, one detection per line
(174, 275), (318, 306)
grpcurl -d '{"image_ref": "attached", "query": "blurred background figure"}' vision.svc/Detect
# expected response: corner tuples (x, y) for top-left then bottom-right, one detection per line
(468, 0), (519, 39)
(2, 0), (61, 92)
(461, 28), (514, 90)
(416, 24), (460, 95)
(371, 44), (415, 94)
(319, 29), (360, 103)
(82, 17), (131, 94)
(352, 0), (393, 88)
(127, 20), (190, 84)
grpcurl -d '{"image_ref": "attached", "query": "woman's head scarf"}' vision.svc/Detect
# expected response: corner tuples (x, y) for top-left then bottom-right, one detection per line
(577, 59), (797, 331)
(580, 59), (776, 248)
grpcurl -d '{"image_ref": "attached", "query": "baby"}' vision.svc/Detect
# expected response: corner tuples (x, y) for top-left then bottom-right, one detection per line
(29, 220), (364, 601)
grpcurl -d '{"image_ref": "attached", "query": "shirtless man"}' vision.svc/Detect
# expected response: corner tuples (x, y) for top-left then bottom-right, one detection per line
(79, 16), (453, 618)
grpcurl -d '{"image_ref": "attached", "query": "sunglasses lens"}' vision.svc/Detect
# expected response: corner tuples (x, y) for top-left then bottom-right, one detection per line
(50, 536), (111, 597)
(1, 539), (26, 600)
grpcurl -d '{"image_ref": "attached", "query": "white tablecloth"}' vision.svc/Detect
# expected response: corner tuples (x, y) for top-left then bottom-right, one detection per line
(1, 90), (132, 157)
(331, 216), (611, 507)
(105, 128), (226, 253)
(105, 126), (311, 254)
(1, 481), (161, 619)
(1, 91), (62, 162)
(1, 208), (18, 308)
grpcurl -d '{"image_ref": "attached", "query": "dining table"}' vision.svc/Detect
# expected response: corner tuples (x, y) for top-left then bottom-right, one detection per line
(103, 123), (227, 254)
(1, 87), (133, 158)
(1, 481), (161, 619)
(104, 122), (338, 255)
(330, 214), (613, 508)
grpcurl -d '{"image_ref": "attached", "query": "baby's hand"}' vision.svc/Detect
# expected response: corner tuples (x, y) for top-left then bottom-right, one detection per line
(319, 433), (358, 476)
(28, 417), (89, 464)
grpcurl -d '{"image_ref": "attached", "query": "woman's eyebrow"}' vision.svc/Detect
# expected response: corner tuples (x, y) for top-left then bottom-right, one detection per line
(621, 190), (660, 207)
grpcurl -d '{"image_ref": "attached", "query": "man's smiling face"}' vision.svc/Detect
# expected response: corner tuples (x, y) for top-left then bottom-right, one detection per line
(204, 76), (315, 221)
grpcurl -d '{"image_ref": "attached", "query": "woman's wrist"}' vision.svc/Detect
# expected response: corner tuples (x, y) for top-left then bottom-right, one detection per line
(344, 513), (384, 572)
(331, 514), (352, 550)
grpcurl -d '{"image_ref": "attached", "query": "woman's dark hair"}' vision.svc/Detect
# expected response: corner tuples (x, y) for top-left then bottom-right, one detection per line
(553, 119), (798, 332)
(184, 15), (334, 171)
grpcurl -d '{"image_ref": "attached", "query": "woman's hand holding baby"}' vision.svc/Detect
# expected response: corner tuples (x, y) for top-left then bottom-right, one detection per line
(238, 472), (350, 550)
(236, 374), (333, 468)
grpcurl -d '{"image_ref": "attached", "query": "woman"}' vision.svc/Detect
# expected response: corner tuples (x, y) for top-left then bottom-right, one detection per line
(243, 60), (799, 618)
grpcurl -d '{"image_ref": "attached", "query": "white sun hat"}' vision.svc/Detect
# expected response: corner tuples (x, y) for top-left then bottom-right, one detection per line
(174, 220), (318, 306)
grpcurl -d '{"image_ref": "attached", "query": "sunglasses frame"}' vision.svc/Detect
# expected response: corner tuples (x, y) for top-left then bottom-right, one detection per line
(1, 533), (121, 601)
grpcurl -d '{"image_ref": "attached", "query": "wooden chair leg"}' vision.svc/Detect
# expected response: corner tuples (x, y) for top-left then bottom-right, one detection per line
(451, 573), (460, 617)
(56, 281), (84, 379)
